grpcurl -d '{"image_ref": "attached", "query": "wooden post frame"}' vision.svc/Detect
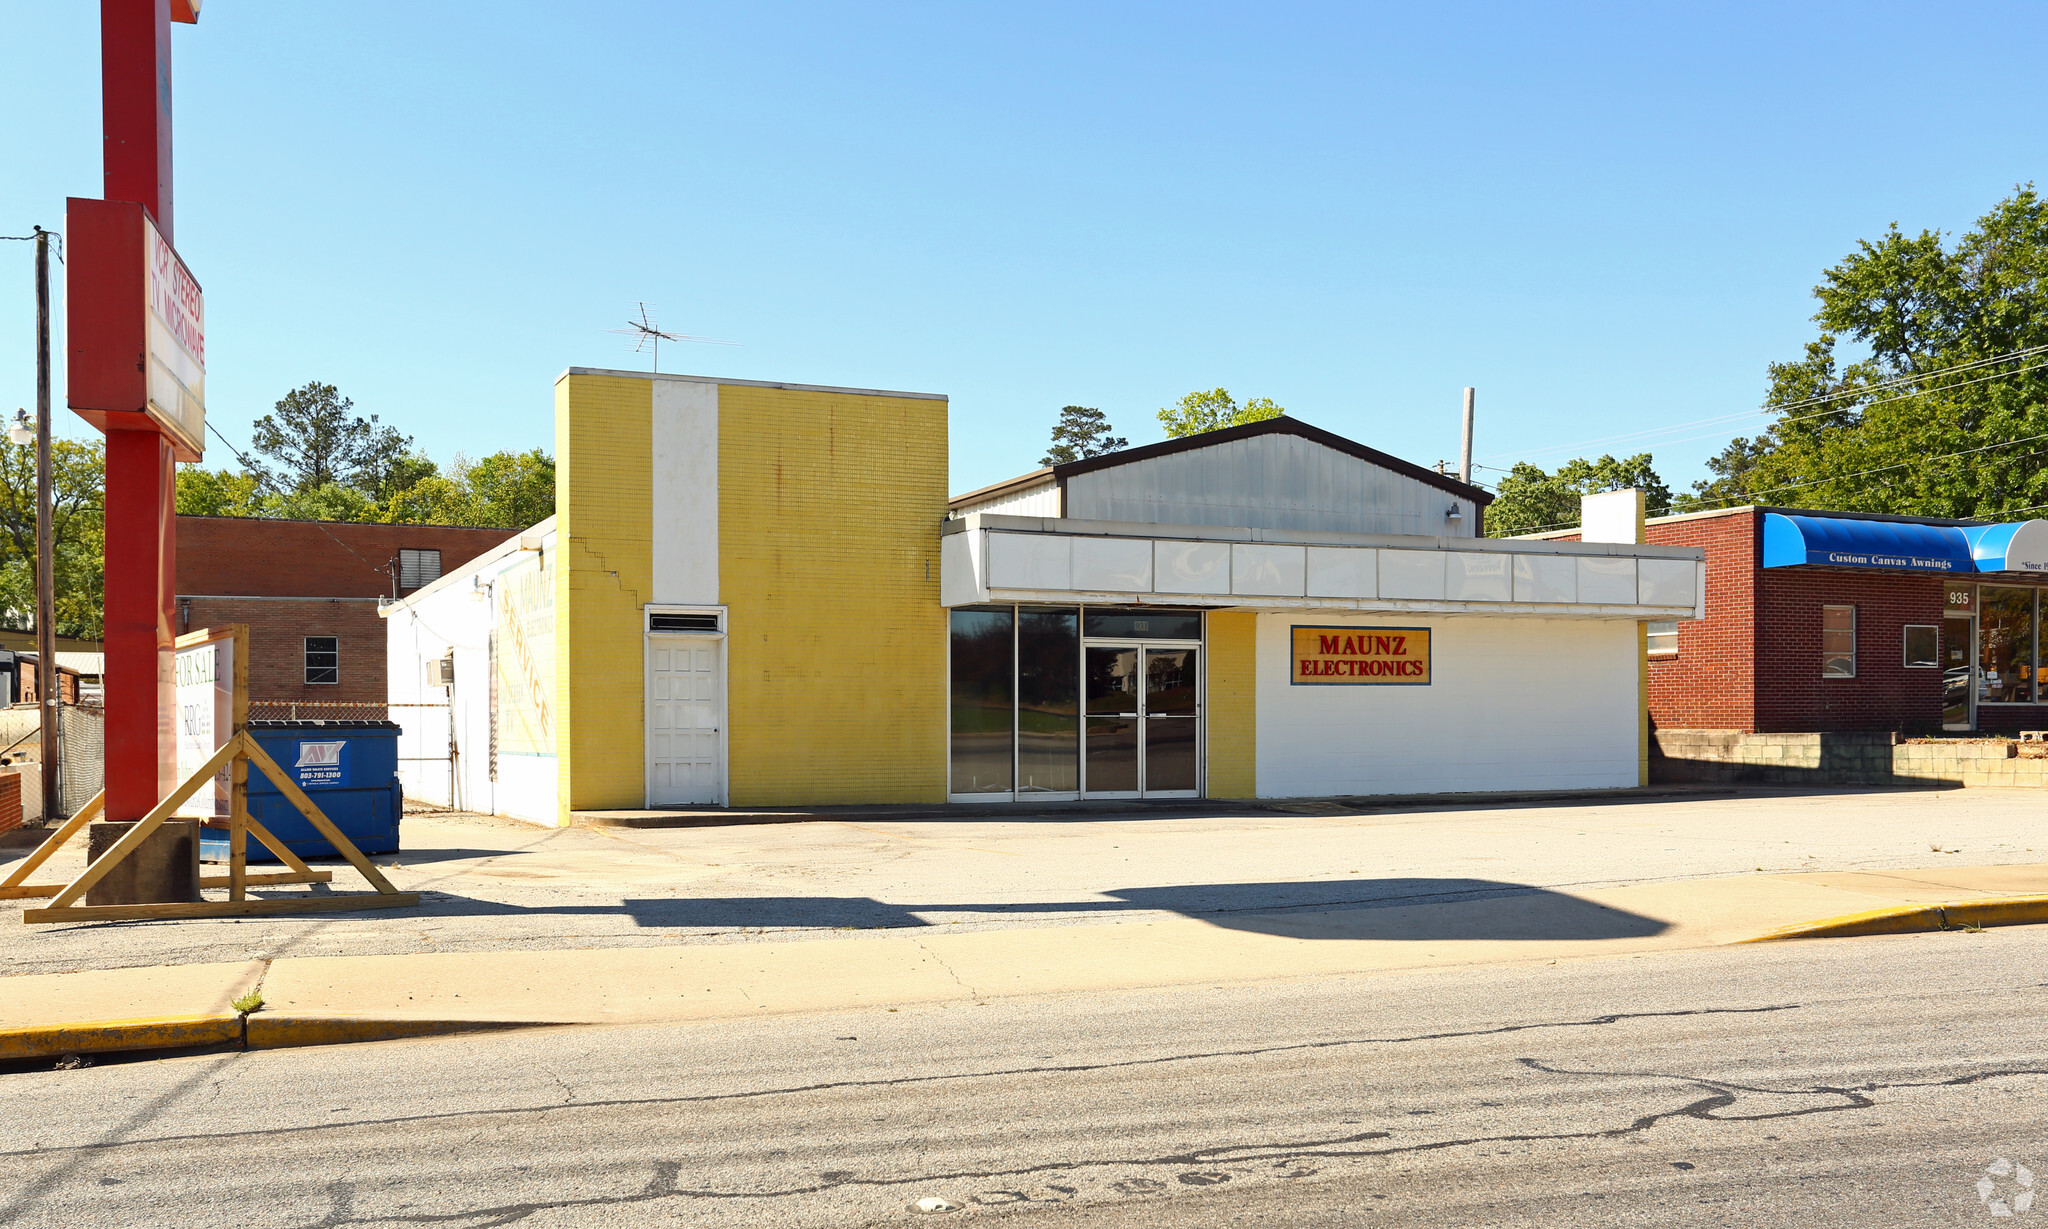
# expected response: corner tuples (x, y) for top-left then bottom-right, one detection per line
(16, 626), (416, 924)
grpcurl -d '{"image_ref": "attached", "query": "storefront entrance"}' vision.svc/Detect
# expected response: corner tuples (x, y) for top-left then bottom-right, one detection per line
(948, 605), (1205, 802)
(1082, 643), (1200, 798)
(1944, 613), (1975, 731)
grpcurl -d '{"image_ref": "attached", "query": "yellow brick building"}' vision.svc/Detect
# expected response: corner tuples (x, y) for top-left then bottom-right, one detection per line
(554, 369), (948, 820)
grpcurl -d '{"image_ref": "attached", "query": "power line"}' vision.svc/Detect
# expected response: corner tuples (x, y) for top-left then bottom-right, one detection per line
(1482, 342), (2048, 465)
(1690, 430), (2048, 509)
(1494, 431), (2048, 536)
(200, 419), (392, 583)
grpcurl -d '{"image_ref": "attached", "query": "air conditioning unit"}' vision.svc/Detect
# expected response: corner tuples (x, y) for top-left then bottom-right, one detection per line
(426, 656), (455, 687)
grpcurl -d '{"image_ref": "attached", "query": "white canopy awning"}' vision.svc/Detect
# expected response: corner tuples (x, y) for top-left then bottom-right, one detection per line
(941, 514), (1704, 620)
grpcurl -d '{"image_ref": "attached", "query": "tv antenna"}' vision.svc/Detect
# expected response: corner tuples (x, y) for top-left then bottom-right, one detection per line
(606, 303), (737, 373)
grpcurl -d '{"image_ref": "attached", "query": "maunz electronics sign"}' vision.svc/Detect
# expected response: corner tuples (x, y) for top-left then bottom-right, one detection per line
(1291, 626), (1431, 685)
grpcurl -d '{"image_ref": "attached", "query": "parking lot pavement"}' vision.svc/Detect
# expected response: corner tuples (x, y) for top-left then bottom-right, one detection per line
(2, 786), (2042, 977)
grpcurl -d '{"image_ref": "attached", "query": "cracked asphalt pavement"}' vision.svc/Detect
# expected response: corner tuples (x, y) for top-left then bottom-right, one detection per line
(3, 924), (2043, 1227)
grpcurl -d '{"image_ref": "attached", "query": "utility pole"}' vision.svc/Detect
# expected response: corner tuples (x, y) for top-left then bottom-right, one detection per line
(33, 226), (57, 822)
(1459, 387), (1475, 485)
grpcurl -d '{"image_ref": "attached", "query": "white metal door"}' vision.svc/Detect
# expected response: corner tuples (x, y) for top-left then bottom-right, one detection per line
(647, 636), (723, 805)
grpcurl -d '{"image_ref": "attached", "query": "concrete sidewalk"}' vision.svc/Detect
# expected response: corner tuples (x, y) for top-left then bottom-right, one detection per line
(9, 786), (2045, 981)
(5, 861), (2043, 1059)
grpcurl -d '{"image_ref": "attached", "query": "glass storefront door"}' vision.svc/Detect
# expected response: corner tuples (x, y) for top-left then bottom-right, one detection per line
(949, 605), (1204, 802)
(1083, 642), (1200, 797)
(1944, 615), (1974, 730)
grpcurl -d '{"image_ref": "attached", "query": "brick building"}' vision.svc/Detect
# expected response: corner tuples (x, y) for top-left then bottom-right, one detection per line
(177, 516), (516, 705)
(1549, 506), (2048, 735)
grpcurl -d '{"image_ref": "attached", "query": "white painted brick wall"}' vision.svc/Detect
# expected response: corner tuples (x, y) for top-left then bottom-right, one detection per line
(1253, 613), (1639, 796)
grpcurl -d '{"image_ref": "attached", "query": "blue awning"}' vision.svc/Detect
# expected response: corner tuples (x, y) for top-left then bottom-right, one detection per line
(1962, 521), (2048, 576)
(1761, 513), (1976, 573)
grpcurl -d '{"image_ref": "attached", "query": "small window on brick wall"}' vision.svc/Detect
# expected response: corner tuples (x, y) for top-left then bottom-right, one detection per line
(306, 636), (339, 686)
(1821, 605), (1856, 678)
(399, 548), (443, 591)
(1646, 620), (1678, 656)
(1903, 625), (1939, 669)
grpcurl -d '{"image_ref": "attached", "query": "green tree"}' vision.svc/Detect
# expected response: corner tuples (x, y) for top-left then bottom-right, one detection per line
(0, 439), (106, 638)
(1681, 187), (2048, 516)
(464, 449), (555, 528)
(1156, 388), (1284, 438)
(266, 481), (378, 523)
(175, 466), (266, 516)
(1041, 406), (1128, 467)
(1485, 453), (1671, 537)
(381, 450), (556, 529)
(250, 382), (413, 495)
(366, 451), (441, 505)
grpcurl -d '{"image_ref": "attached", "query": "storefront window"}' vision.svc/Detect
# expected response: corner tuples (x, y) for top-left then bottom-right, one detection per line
(950, 608), (1014, 793)
(1017, 607), (1079, 793)
(1978, 587), (2036, 704)
(1082, 609), (1203, 641)
(1902, 625), (1939, 669)
(1821, 605), (1855, 678)
(1646, 621), (1678, 655)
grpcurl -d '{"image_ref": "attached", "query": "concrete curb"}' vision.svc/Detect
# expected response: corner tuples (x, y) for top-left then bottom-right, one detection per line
(1744, 895), (2048, 942)
(0, 1011), (546, 1061)
(0, 1013), (241, 1060)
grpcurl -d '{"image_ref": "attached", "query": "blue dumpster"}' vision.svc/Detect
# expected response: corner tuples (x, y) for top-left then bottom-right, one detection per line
(199, 721), (402, 863)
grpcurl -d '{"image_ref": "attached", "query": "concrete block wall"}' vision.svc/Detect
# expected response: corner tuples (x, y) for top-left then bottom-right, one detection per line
(1653, 728), (2048, 786)
(718, 382), (948, 806)
(1204, 611), (1256, 798)
(554, 373), (657, 819)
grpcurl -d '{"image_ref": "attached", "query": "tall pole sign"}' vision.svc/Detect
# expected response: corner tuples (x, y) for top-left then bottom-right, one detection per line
(67, 0), (203, 822)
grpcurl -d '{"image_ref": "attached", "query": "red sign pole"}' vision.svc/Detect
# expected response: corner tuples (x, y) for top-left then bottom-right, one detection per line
(96, 0), (192, 820)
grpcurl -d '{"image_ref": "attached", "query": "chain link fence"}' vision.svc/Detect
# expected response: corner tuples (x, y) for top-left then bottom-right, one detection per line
(0, 702), (104, 820)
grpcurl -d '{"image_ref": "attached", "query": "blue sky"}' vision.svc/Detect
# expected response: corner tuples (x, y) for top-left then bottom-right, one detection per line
(3, 2), (2044, 499)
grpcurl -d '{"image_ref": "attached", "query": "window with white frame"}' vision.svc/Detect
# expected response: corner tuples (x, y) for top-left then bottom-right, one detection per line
(398, 548), (443, 590)
(1646, 620), (1678, 656)
(1902, 625), (1939, 669)
(305, 636), (339, 685)
(1821, 605), (1856, 678)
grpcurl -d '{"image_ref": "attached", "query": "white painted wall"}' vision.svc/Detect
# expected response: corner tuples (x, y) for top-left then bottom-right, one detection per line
(1253, 613), (1639, 797)
(954, 481), (1060, 519)
(385, 581), (484, 812)
(385, 527), (560, 825)
(651, 377), (720, 605)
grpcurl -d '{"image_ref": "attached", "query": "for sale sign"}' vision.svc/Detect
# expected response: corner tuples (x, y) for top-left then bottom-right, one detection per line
(172, 637), (233, 818)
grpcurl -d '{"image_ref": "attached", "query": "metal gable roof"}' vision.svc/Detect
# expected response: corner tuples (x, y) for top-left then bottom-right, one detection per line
(949, 417), (1493, 511)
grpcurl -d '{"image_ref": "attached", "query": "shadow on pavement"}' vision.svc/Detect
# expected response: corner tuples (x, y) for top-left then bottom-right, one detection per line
(597, 877), (1670, 941)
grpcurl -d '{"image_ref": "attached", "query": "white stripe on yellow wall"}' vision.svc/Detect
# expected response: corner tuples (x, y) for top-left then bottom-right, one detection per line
(651, 377), (719, 606)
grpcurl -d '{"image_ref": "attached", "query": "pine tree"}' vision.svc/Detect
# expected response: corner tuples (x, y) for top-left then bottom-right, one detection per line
(1042, 406), (1129, 467)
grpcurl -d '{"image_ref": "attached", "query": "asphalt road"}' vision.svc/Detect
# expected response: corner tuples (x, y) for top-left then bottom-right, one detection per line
(3, 926), (2043, 1227)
